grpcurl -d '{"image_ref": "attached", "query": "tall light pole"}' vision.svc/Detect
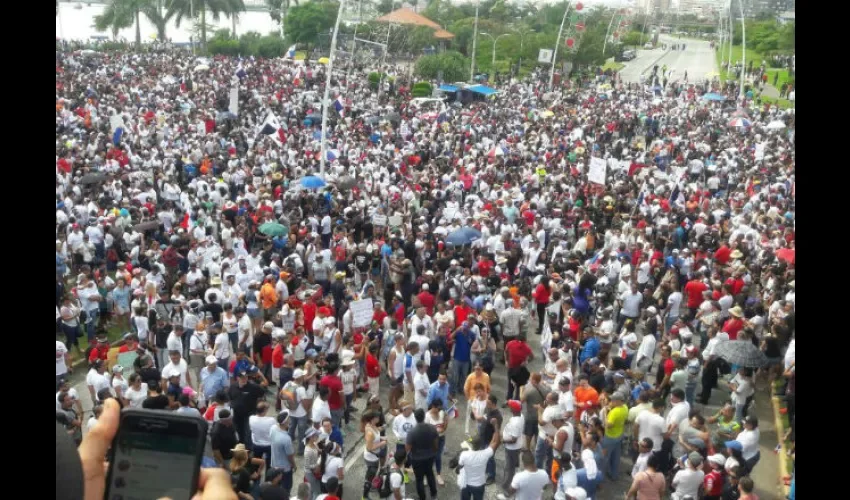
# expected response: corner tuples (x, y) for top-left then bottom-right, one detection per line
(512, 28), (534, 75)
(478, 32), (494, 64)
(602, 10), (619, 57)
(319, 0), (347, 179)
(737, 0), (746, 98)
(470, 0), (480, 81)
(550, 1), (572, 90)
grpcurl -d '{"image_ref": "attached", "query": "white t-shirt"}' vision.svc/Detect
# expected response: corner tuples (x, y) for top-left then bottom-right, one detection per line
(56, 341), (69, 377)
(86, 370), (112, 401)
(636, 411), (665, 451)
(56, 388), (79, 410)
(133, 315), (149, 341)
(321, 455), (344, 483)
(414, 372), (431, 410)
(671, 467), (705, 500)
(736, 428), (760, 460)
(667, 292), (683, 318)
(125, 383), (149, 408)
(558, 390), (575, 415)
(167, 332), (184, 353)
(458, 447), (494, 487)
(665, 401), (690, 440)
(214, 332), (231, 360)
(161, 359), (190, 387)
(311, 398), (331, 424)
(538, 406), (561, 439)
(292, 386), (313, 418)
(503, 415), (526, 451)
(249, 415), (277, 447)
(511, 469), (550, 500)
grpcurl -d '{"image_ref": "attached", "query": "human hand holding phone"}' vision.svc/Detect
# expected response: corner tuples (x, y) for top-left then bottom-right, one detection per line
(76, 399), (236, 500)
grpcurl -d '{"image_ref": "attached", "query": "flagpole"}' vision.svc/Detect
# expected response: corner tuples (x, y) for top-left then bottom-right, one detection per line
(319, 0), (347, 179)
(550, 1), (572, 90)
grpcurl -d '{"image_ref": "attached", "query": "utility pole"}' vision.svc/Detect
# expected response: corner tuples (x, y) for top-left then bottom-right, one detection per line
(550, 1), (572, 89)
(319, 0), (347, 178)
(470, 0), (480, 81)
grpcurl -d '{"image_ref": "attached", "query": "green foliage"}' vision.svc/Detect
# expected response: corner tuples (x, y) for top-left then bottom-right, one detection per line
(167, 0), (246, 47)
(368, 72), (387, 90)
(620, 30), (648, 48)
(411, 82), (433, 97)
(285, 2), (338, 47)
(415, 51), (469, 83)
(731, 19), (794, 55)
(207, 31), (286, 58)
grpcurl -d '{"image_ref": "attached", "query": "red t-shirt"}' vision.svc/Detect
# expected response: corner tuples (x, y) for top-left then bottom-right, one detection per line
(392, 303), (406, 327)
(505, 340), (533, 369)
(320, 374), (344, 410)
(661, 357), (676, 377)
(365, 354), (381, 378)
(684, 280), (708, 308)
(272, 344), (284, 368)
(417, 292), (435, 316)
(725, 278), (745, 296)
(303, 303), (317, 333)
(533, 284), (551, 305)
(722, 318), (744, 340)
(715, 245), (731, 265)
(89, 346), (109, 364)
(477, 260), (493, 278)
(454, 305), (472, 326)
(373, 309), (388, 327)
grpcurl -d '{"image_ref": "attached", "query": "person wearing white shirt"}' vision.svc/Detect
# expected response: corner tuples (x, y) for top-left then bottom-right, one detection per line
(458, 418), (501, 494)
(735, 416), (762, 471)
(249, 403), (277, 464)
(509, 451), (550, 500)
(671, 453), (705, 500)
(124, 374), (149, 409)
(665, 390), (690, 455)
(161, 351), (192, 388)
(631, 439), (653, 477)
(86, 361), (113, 402)
(502, 400), (526, 490)
(56, 341), (70, 383)
(635, 327), (656, 374)
(634, 400), (666, 452)
(729, 368), (755, 422)
(413, 362), (431, 411)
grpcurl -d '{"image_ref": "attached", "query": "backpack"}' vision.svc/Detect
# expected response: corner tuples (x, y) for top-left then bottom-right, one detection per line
(280, 381), (300, 412)
(378, 466), (396, 498)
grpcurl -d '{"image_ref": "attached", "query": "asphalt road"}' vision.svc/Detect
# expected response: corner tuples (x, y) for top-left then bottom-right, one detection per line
(618, 36), (718, 85)
(62, 320), (783, 500)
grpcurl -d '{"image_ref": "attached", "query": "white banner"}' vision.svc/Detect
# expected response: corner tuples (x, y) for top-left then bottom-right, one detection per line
(755, 143), (765, 161)
(538, 49), (554, 64)
(229, 87), (239, 115)
(350, 298), (374, 328)
(588, 157), (607, 185)
(372, 214), (387, 226)
(109, 114), (125, 133)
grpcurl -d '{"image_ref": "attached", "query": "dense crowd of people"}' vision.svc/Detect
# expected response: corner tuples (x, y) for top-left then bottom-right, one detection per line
(55, 41), (795, 500)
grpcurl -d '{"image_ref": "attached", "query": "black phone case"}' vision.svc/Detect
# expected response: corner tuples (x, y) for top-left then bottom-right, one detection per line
(104, 408), (208, 500)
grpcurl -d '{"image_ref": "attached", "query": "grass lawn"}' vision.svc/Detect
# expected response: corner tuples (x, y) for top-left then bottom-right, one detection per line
(602, 59), (625, 71)
(760, 95), (795, 109)
(715, 43), (792, 83)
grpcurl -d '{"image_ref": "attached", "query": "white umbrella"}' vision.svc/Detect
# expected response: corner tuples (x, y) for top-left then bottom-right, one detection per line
(766, 120), (786, 130)
(193, 64), (210, 72)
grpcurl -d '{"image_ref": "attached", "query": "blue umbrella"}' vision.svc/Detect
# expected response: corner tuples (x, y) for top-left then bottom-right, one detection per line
(300, 176), (327, 189)
(702, 93), (726, 102)
(446, 227), (482, 246)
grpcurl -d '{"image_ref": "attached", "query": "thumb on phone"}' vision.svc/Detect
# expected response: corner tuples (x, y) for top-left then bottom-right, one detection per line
(80, 398), (120, 500)
(190, 468), (238, 500)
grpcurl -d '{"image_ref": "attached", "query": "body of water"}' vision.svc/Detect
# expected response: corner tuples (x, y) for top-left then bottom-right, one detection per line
(56, 4), (280, 44)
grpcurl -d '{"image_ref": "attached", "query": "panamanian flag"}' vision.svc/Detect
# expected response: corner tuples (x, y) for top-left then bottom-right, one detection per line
(285, 44), (297, 59)
(333, 96), (345, 117)
(235, 63), (247, 80)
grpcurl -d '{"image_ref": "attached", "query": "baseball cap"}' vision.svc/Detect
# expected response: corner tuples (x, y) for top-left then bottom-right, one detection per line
(724, 440), (743, 451)
(708, 453), (727, 466)
(507, 400), (522, 413)
(293, 369), (306, 379)
(688, 451), (704, 466)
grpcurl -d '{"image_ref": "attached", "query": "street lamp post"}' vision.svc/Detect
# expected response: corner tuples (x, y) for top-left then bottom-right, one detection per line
(738, 0), (746, 98)
(550, 1), (572, 90)
(470, 0), (480, 81)
(479, 32), (510, 66)
(319, 0), (347, 179)
(512, 28), (534, 74)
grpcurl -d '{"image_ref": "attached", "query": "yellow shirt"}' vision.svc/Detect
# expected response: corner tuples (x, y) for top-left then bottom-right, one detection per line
(464, 372), (491, 400)
(605, 405), (628, 438)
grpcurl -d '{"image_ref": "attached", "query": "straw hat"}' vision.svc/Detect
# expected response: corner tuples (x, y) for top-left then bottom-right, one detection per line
(729, 306), (744, 318)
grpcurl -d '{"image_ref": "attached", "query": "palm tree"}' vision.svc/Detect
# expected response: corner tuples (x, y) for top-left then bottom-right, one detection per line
(93, 0), (135, 42)
(264, 0), (299, 40)
(168, 0), (246, 49)
(94, 0), (174, 45)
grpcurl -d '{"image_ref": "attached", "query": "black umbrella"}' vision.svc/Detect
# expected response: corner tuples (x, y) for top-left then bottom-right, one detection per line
(79, 173), (108, 185)
(712, 340), (768, 368)
(132, 220), (161, 232)
(335, 176), (356, 190)
(381, 113), (401, 123)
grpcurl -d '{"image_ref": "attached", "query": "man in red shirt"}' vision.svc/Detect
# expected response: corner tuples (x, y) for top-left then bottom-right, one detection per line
(365, 344), (381, 398)
(722, 307), (745, 340)
(655, 345), (676, 399)
(714, 244), (731, 265)
(476, 254), (493, 279)
(88, 335), (110, 364)
(505, 335), (534, 400)
(454, 300), (473, 328)
(372, 302), (388, 327)
(684, 272), (708, 317)
(416, 284), (436, 316)
(320, 359), (345, 428)
(725, 268), (746, 296)
(118, 333), (138, 353)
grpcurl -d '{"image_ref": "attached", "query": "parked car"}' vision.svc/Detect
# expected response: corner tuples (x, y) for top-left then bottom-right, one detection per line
(644, 42), (654, 49)
(617, 49), (636, 61)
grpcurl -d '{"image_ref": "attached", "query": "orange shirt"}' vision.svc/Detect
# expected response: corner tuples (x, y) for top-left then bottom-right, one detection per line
(260, 283), (278, 309)
(574, 386), (599, 421)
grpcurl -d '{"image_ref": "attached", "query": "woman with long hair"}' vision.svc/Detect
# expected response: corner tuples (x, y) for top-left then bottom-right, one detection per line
(302, 428), (322, 500)
(319, 441), (344, 496)
(229, 443), (265, 500)
(425, 399), (448, 485)
(625, 452), (666, 500)
(360, 411), (387, 499)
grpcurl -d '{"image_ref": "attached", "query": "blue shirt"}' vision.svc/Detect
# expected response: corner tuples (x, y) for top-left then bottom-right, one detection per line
(269, 425), (294, 471)
(579, 337), (601, 365)
(200, 366), (229, 400)
(426, 381), (451, 411)
(452, 329), (475, 362)
(232, 359), (258, 376)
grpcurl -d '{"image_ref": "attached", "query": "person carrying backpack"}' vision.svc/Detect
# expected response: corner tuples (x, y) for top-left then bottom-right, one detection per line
(378, 450), (406, 500)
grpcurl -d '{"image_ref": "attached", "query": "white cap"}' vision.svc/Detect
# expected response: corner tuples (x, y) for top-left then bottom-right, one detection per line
(708, 453), (727, 466)
(263, 321), (274, 330)
(205, 355), (218, 365)
(293, 368), (306, 379)
(324, 317), (335, 325)
(422, 283), (429, 290)
(451, 259), (459, 266)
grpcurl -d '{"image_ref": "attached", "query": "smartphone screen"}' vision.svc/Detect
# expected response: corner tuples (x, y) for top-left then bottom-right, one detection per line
(105, 410), (206, 500)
